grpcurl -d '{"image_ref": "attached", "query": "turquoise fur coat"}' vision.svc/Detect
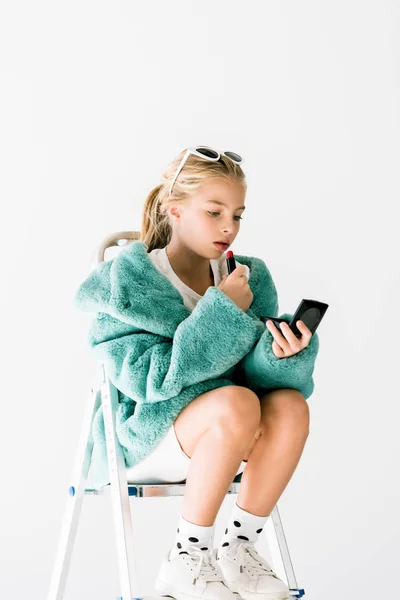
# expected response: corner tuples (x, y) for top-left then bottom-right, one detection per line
(74, 241), (319, 488)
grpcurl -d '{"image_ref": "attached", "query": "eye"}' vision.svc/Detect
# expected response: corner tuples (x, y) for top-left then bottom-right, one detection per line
(207, 211), (243, 221)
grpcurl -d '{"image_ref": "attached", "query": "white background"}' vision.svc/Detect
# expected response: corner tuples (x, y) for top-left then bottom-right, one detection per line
(0, 1), (399, 599)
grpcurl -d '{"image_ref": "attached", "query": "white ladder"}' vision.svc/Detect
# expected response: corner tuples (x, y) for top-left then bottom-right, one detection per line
(47, 361), (306, 600)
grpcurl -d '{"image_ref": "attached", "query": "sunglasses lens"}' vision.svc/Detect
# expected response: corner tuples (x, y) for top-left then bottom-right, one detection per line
(196, 147), (219, 159)
(224, 151), (242, 163)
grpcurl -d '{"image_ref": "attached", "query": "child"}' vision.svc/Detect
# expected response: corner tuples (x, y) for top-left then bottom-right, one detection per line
(74, 146), (320, 600)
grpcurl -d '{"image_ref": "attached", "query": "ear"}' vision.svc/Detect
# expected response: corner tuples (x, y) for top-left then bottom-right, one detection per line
(168, 204), (182, 222)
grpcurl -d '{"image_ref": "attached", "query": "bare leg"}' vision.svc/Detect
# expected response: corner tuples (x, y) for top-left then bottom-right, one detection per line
(173, 386), (262, 527)
(237, 389), (310, 516)
(181, 424), (258, 526)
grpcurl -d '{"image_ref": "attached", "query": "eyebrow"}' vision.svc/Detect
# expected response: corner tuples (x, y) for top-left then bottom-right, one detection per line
(205, 200), (246, 211)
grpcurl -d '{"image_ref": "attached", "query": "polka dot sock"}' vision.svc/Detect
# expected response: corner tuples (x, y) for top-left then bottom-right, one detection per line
(169, 514), (215, 560)
(218, 502), (270, 554)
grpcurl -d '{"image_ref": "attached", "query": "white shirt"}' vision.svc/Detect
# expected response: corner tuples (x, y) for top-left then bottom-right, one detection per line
(148, 246), (250, 311)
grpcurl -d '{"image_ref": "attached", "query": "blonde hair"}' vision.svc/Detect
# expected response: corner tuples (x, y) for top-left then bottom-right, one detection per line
(140, 148), (247, 253)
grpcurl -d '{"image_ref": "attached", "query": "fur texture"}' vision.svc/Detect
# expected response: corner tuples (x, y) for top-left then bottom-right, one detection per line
(74, 241), (319, 488)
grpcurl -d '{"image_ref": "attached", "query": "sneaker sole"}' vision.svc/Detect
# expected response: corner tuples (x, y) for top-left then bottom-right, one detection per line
(155, 576), (201, 600)
(233, 587), (289, 600)
(155, 576), (245, 600)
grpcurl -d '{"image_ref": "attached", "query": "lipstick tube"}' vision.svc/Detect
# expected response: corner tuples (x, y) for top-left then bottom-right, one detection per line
(226, 250), (236, 274)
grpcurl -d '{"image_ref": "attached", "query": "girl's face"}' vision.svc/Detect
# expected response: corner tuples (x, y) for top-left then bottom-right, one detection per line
(169, 177), (246, 257)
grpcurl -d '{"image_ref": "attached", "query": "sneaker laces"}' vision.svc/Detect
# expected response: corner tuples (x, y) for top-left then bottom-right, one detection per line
(234, 542), (280, 580)
(184, 546), (224, 585)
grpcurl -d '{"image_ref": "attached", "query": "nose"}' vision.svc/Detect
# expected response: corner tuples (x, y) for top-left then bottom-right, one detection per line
(222, 225), (234, 235)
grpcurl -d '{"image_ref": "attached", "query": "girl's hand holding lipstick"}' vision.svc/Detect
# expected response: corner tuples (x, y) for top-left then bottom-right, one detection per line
(221, 250), (311, 359)
(266, 319), (312, 359)
(217, 250), (253, 312)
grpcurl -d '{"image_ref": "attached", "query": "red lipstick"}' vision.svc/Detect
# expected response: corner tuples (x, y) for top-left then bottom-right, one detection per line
(226, 250), (236, 274)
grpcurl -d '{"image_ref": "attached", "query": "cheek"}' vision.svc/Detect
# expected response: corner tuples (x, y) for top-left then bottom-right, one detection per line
(185, 214), (214, 236)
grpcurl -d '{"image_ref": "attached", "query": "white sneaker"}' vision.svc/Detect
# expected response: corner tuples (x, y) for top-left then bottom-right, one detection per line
(155, 545), (239, 600)
(217, 541), (290, 600)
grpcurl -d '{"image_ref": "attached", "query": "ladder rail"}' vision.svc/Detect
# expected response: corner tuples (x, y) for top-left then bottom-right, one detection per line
(101, 363), (139, 600)
(47, 388), (100, 600)
(271, 504), (303, 597)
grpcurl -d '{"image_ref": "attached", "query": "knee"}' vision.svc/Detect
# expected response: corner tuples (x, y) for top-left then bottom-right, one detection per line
(262, 389), (310, 435)
(215, 386), (261, 436)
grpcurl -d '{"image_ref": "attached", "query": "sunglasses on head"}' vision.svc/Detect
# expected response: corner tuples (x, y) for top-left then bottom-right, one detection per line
(169, 146), (243, 196)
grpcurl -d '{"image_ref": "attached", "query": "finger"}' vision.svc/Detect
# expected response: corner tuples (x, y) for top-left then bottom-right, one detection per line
(231, 265), (246, 277)
(266, 320), (290, 350)
(272, 339), (285, 358)
(280, 321), (303, 349)
(296, 320), (312, 342)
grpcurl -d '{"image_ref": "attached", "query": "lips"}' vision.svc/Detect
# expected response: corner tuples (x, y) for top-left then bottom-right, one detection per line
(213, 241), (230, 251)
(215, 241), (230, 245)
